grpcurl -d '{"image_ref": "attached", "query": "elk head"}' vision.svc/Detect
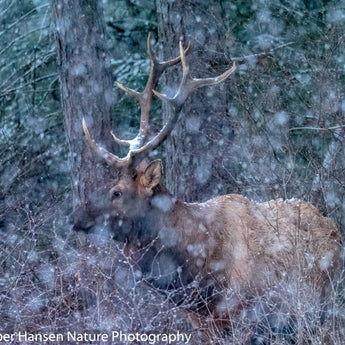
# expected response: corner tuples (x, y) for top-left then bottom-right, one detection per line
(78, 34), (236, 242)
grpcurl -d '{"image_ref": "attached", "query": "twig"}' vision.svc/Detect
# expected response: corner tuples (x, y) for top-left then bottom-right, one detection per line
(0, 25), (49, 57)
(289, 125), (345, 132)
(0, 3), (49, 39)
(232, 42), (295, 64)
(0, 73), (57, 98)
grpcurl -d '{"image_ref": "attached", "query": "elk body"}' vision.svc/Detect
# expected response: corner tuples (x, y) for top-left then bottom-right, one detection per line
(77, 36), (342, 339)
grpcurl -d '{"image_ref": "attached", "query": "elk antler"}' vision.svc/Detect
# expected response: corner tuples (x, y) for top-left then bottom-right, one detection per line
(153, 42), (236, 111)
(144, 43), (236, 155)
(82, 118), (128, 167)
(83, 35), (235, 168)
(112, 33), (191, 151)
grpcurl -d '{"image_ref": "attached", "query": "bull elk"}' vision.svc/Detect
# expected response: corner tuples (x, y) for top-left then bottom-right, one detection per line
(77, 35), (342, 340)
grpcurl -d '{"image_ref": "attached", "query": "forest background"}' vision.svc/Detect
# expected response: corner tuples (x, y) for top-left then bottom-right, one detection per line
(0, 0), (345, 344)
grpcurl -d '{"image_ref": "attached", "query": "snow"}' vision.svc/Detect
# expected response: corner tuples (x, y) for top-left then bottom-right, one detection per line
(319, 251), (334, 271)
(152, 194), (174, 212)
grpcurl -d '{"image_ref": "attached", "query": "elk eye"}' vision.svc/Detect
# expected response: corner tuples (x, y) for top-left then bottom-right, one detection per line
(112, 190), (122, 199)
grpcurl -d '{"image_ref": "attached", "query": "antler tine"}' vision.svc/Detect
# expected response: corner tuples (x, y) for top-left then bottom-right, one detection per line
(82, 118), (131, 168)
(110, 130), (130, 147)
(146, 33), (191, 84)
(157, 41), (192, 72)
(154, 42), (236, 111)
(114, 81), (140, 100)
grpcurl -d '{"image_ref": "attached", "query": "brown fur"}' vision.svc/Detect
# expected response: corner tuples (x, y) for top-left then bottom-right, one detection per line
(172, 195), (340, 290)
(78, 38), (342, 338)
(97, 161), (342, 338)
(73, 158), (342, 341)
(77, 39), (342, 339)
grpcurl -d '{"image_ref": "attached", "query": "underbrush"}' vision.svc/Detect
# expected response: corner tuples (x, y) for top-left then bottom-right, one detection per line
(0, 203), (344, 345)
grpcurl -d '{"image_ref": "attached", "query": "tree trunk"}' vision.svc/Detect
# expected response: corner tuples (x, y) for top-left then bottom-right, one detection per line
(50, 0), (115, 212)
(156, 0), (236, 202)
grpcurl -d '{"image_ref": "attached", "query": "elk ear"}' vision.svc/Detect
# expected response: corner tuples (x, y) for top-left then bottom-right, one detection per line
(141, 160), (162, 189)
